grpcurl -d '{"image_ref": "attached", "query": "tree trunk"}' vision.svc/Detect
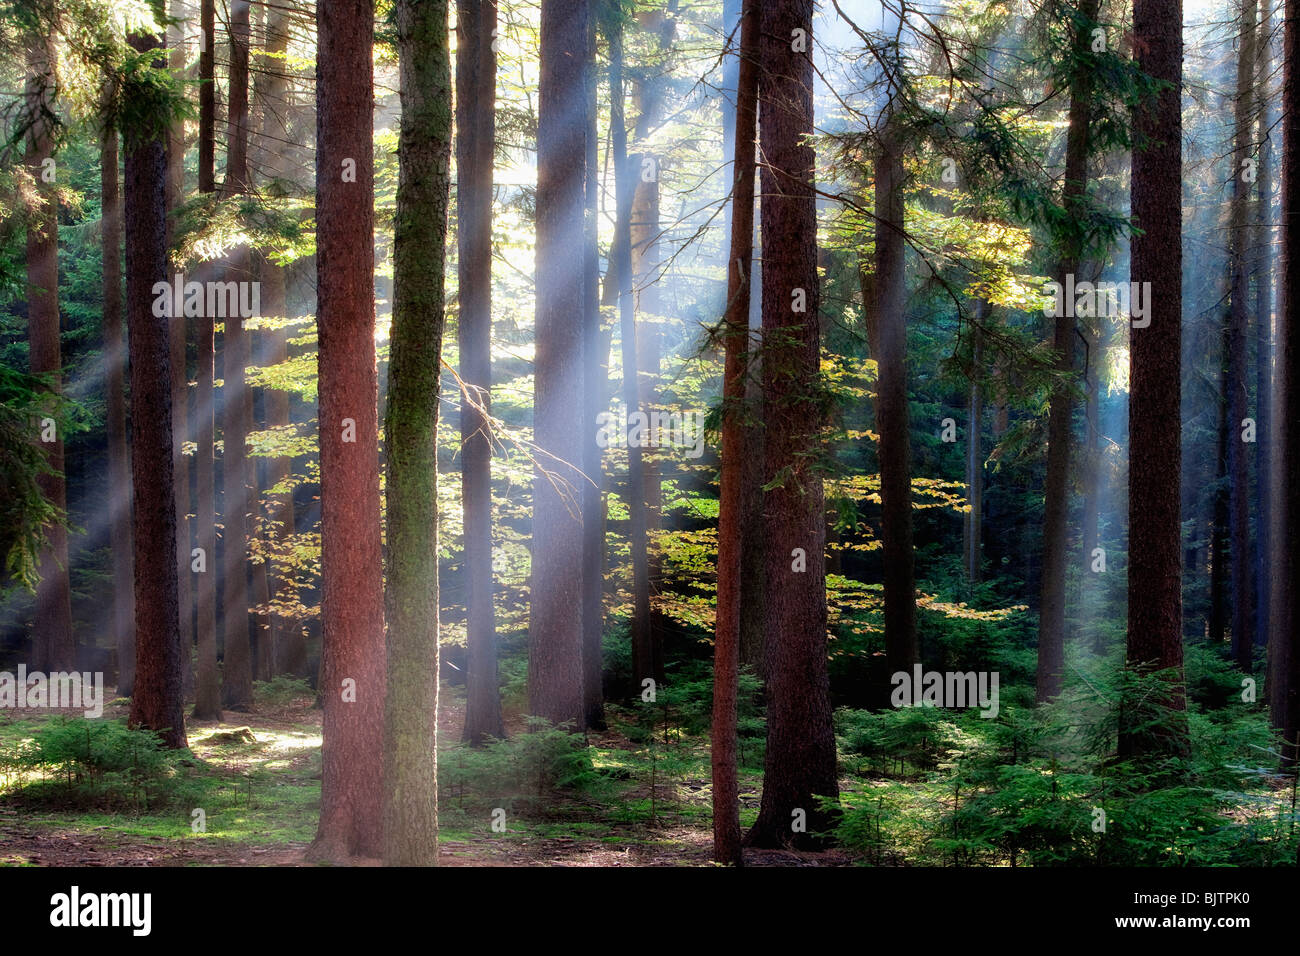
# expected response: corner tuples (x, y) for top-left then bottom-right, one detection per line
(190, 0), (221, 722)
(1080, 311), (1105, 567)
(458, 0), (506, 745)
(1271, 0), (1300, 766)
(383, 0), (450, 866)
(1037, 0), (1098, 702)
(192, 17), (221, 718)
(739, 209), (766, 678)
(221, 0), (254, 711)
(1210, 313), (1230, 648)
(609, 23), (654, 695)
(25, 32), (75, 675)
(528, 0), (589, 728)
(1227, 0), (1258, 673)
(580, 4), (607, 731)
(193, 275), (221, 720)
(248, 0), (291, 681)
(712, 0), (757, 868)
(874, 117), (918, 681)
(964, 303), (985, 586)
(309, 0), (386, 860)
(1081, 309), (1109, 653)
(629, 6), (676, 684)
(124, 29), (186, 750)
(1120, 0), (1187, 759)
(102, 123), (135, 696)
(199, 0), (215, 194)
(166, 5), (194, 701)
(1254, 2), (1274, 655)
(744, 0), (838, 849)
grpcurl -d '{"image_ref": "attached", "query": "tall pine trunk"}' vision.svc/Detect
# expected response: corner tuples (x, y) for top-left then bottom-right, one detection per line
(102, 122), (135, 695)
(25, 32), (74, 674)
(310, 0), (386, 860)
(630, 7), (676, 685)
(254, 0), (295, 678)
(192, 0), (221, 721)
(1120, 0), (1188, 759)
(580, 6), (607, 731)
(1272, 0), (1300, 765)
(608, 22), (653, 695)
(166, 1), (193, 702)
(964, 302), (985, 585)
(1254, 2), (1274, 655)
(1209, 344), (1229, 648)
(745, 0), (838, 849)
(712, 0), (757, 868)
(1227, 0), (1258, 673)
(220, 0), (254, 711)
(124, 29), (186, 750)
(458, 0), (505, 745)
(874, 116), (918, 681)
(199, 0), (215, 194)
(1037, 0), (1098, 702)
(528, 0), (589, 728)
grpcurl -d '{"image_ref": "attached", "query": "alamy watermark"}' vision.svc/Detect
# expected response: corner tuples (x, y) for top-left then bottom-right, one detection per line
(0, 665), (104, 718)
(1041, 274), (1151, 328)
(50, 886), (151, 936)
(596, 408), (705, 459)
(151, 274), (261, 319)
(890, 665), (1000, 719)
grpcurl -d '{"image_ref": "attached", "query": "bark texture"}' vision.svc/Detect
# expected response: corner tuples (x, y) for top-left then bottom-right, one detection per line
(1120, 0), (1188, 759)
(125, 30), (186, 749)
(745, 0), (838, 849)
(310, 0), (386, 859)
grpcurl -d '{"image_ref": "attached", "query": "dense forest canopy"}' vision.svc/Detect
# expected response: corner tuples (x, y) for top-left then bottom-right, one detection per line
(0, 0), (1296, 874)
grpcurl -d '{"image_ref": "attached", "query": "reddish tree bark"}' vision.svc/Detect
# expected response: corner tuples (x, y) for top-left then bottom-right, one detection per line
(712, 0), (757, 868)
(166, 5), (193, 700)
(25, 32), (74, 674)
(309, 0), (386, 859)
(1120, 0), (1188, 759)
(745, 0), (838, 849)
(125, 30), (186, 750)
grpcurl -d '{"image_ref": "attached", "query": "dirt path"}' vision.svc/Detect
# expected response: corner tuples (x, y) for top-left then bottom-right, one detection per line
(0, 817), (852, 867)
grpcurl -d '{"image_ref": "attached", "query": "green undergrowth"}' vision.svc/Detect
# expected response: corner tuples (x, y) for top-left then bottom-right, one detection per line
(0, 714), (320, 846)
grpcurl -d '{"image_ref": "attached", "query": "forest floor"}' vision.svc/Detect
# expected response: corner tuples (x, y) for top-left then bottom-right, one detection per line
(0, 687), (854, 867)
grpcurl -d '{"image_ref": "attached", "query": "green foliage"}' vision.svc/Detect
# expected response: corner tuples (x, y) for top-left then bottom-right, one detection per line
(837, 706), (968, 777)
(110, 46), (190, 149)
(0, 365), (65, 591)
(2, 717), (197, 811)
(832, 665), (1300, 866)
(251, 676), (314, 708)
(439, 720), (599, 813)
